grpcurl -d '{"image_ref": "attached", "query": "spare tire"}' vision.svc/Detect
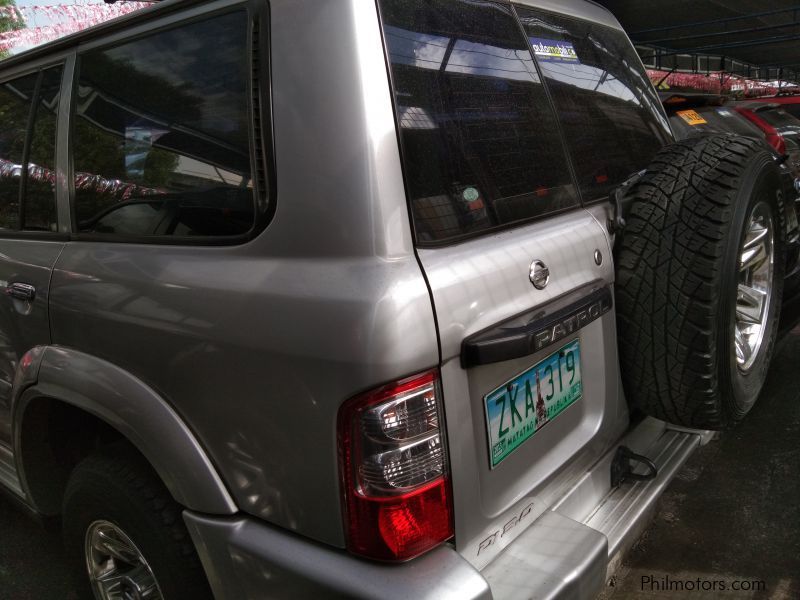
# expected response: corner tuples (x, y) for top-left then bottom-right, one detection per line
(616, 134), (785, 430)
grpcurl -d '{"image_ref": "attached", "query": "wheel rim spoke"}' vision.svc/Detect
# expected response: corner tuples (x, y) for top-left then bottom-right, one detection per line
(93, 528), (139, 564)
(734, 203), (774, 372)
(742, 224), (768, 250)
(85, 521), (164, 600)
(736, 284), (767, 325)
(734, 326), (749, 364)
(739, 244), (768, 271)
(96, 571), (126, 595)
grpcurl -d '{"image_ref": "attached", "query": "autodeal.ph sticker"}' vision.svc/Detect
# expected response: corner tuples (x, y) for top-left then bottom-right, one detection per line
(529, 37), (579, 63)
(676, 109), (707, 125)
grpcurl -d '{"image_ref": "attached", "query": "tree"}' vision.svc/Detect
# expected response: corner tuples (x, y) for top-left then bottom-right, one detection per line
(0, 0), (24, 60)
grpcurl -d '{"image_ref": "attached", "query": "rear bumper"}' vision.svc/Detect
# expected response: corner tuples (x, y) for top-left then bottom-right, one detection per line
(184, 419), (709, 600)
(183, 512), (491, 600)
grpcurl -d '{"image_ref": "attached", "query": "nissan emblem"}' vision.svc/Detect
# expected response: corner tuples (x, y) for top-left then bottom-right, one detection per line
(529, 260), (550, 290)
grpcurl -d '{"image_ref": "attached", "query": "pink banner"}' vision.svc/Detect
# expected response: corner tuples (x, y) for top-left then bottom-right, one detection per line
(0, 2), (149, 52)
(0, 157), (165, 201)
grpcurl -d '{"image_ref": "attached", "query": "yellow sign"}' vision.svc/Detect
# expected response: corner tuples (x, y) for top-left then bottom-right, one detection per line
(676, 109), (707, 125)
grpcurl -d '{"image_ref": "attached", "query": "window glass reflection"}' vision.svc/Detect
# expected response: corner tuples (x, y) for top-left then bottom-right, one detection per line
(379, 0), (578, 244)
(0, 73), (37, 230)
(518, 10), (671, 201)
(25, 66), (61, 232)
(74, 11), (254, 237)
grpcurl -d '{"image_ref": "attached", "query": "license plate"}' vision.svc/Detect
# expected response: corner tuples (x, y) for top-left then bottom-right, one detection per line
(484, 340), (582, 468)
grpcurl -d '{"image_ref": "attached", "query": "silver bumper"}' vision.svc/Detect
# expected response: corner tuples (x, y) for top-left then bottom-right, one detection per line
(185, 418), (708, 600)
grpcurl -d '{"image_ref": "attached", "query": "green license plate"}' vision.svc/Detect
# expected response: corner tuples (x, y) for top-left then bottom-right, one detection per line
(484, 340), (582, 468)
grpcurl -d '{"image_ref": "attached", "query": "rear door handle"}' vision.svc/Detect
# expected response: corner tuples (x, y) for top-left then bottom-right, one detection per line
(6, 282), (36, 302)
(461, 284), (613, 367)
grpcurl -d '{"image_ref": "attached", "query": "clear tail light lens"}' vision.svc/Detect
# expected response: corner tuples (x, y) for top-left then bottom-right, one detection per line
(338, 370), (453, 561)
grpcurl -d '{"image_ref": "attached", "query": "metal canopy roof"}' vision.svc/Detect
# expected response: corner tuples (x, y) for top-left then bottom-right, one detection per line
(595, 1), (800, 82)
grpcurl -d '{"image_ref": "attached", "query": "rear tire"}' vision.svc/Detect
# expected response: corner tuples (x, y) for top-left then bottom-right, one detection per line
(62, 444), (213, 600)
(616, 134), (785, 429)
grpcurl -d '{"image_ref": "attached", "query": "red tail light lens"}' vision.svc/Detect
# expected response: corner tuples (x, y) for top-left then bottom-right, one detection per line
(735, 108), (788, 155)
(338, 370), (454, 561)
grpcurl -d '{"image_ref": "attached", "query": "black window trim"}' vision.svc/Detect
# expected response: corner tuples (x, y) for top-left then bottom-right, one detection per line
(67, 0), (275, 246)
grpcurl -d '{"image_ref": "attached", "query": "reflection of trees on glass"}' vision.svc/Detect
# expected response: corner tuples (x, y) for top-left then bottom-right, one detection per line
(0, 0), (24, 60)
(0, 66), (60, 231)
(25, 67), (61, 231)
(0, 73), (36, 229)
(517, 10), (671, 201)
(73, 11), (254, 237)
(80, 52), (204, 124)
(378, 0), (577, 243)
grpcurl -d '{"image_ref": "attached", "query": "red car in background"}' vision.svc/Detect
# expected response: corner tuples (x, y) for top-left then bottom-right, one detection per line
(733, 101), (800, 183)
(745, 94), (800, 120)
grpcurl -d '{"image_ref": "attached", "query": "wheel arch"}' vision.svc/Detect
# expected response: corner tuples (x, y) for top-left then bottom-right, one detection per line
(11, 346), (237, 516)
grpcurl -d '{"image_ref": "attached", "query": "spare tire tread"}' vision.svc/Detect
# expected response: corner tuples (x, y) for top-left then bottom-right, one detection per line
(616, 134), (781, 428)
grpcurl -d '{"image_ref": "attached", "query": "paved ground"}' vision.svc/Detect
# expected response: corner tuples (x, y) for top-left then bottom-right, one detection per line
(0, 499), (79, 599)
(1, 320), (798, 600)
(605, 319), (800, 600)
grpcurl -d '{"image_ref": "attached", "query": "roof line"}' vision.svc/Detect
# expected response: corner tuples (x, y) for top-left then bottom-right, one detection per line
(643, 32), (800, 58)
(639, 18), (800, 45)
(630, 4), (800, 36)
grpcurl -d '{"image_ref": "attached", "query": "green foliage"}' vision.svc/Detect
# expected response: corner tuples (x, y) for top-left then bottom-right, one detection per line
(81, 51), (204, 123)
(0, 0), (22, 33)
(0, 0), (24, 60)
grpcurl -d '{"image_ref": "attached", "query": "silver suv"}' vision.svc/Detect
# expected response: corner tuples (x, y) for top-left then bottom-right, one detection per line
(0, 1), (797, 599)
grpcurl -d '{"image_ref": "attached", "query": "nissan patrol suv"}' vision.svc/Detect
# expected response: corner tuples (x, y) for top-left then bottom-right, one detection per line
(0, 0), (797, 599)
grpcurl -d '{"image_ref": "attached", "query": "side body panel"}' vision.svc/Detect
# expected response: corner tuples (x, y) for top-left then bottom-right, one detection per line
(0, 241), (64, 494)
(14, 347), (238, 514)
(46, 0), (436, 547)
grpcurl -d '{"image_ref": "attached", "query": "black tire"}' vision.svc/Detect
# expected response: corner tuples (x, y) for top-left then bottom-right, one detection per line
(616, 134), (785, 430)
(62, 444), (213, 600)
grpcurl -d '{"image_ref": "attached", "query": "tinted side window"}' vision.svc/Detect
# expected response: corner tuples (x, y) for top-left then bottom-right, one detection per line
(516, 9), (672, 202)
(73, 11), (254, 238)
(378, 0), (578, 245)
(25, 67), (61, 232)
(0, 67), (61, 232)
(0, 73), (37, 229)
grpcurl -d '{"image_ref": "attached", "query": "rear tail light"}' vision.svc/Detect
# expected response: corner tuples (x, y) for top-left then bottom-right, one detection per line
(338, 370), (453, 561)
(735, 108), (788, 155)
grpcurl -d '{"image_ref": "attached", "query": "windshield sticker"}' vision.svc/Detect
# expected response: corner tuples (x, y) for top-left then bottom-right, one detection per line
(529, 37), (579, 64)
(677, 109), (707, 126)
(457, 185), (485, 211)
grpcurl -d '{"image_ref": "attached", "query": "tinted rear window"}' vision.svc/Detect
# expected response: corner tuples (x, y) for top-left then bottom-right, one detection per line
(378, 0), (578, 245)
(516, 8), (671, 202)
(778, 103), (800, 120)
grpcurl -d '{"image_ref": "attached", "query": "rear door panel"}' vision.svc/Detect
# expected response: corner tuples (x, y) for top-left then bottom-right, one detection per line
(419, 209), (625, 568)
(376, 0), (670, 570)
